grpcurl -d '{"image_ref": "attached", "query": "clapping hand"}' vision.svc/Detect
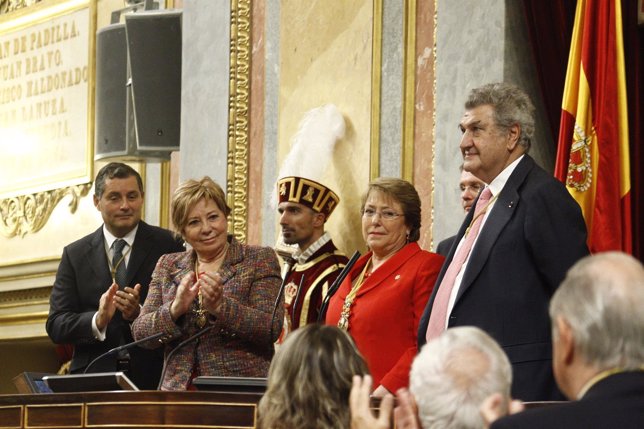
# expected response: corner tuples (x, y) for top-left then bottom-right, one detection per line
(170, 273), (199, 321)
(197, 271), (224, 316)
(350, 375), (394, 429)
(115, 284), (142, 321)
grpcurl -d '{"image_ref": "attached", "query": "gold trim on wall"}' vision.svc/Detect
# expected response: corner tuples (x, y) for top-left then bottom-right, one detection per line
(0, 311), (48, 325)
(227, 0), (251, 244)
(369, 0), (383, 181)
(0, 255), (58, 268)
(159, 160), (171, 229)
(0, 0), (44, 15)
(0, 287), (52, 309)
(0, 183), (92, 238)
(402, 0), (417, 183)
(0, 270), (56, 284)
(431, 0), (438, 248)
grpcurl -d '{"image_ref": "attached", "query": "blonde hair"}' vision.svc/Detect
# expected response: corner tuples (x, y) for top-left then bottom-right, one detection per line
(258, 324), (369, 429)
(171, 176), (231, 234)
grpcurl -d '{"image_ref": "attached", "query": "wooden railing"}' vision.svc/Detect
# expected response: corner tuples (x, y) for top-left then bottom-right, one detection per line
(0, 390), (263, 429)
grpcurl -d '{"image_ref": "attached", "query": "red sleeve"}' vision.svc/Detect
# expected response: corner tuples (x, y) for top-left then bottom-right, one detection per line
(379, 252), (444, 392)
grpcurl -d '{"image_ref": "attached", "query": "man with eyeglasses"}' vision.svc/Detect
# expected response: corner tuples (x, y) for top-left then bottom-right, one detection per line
(276, 176), (348, 339)
(436, 166), (486, 256)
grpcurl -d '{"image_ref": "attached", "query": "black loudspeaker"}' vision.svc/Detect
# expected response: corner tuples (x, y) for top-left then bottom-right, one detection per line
(125, 10), (181, 154)
(95, 23), (129, 158)
(94, 11), (181, 161)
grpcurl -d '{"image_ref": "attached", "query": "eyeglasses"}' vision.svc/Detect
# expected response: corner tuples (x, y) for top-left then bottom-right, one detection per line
(459, 184), (483, 193)
(362, 208), (403, 220)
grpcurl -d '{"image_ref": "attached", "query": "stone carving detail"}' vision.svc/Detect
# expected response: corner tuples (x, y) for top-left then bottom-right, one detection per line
(0, 183), (92, 238)
(0, 287), (52, 306)
(0, 0), (42, 14)
(227, 0), (251, 244)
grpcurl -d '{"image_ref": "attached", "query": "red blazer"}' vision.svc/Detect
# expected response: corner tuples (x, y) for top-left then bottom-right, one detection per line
(326, 242), (443, 392)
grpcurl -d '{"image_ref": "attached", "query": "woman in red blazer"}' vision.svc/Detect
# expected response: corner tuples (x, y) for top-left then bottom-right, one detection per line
(326, 178), (444, 395)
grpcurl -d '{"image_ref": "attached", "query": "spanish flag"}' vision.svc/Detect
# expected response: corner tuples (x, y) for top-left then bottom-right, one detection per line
(555, 0), (632, 253)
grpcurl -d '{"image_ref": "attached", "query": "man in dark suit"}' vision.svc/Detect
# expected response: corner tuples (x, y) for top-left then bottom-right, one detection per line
(436, 167), (485, 256)
(490, 252), (644, 428)
(418, 82), (589, 401)
(46, 162), (184, 390)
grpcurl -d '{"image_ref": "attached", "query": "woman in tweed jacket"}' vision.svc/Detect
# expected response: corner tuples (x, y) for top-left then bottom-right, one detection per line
(132, 177), (283, 390)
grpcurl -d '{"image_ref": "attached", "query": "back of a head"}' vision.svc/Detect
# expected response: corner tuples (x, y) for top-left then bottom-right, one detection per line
(258, 324), (368, 429)
(550, 251), (644, 370)
(410, 327), (512, 429)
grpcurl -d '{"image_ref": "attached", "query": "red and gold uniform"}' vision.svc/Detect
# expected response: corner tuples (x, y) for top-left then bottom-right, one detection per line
(283, 234), (348, 330)
(276, 176), (346, 338)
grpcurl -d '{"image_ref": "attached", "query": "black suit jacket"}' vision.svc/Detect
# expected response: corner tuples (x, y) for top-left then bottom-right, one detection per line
(418, 155), (589, 401)
(491, 371), (644, 429)
(46, 221), (184, 389)
(436, 235), (456, 257)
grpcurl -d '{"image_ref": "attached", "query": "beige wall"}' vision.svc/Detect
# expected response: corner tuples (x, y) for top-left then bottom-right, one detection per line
(278, 0), (375, 257)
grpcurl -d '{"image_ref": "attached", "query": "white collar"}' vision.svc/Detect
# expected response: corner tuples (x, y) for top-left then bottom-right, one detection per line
(293, 232), (332, 265)
(487, 154), (524, 197)
(103, 224), (138, 250)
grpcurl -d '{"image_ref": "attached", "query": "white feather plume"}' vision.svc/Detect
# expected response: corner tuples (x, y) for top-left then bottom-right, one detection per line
(277, 103), (345, 182)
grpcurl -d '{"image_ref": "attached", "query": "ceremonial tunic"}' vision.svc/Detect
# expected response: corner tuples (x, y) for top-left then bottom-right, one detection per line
(284, 240), (348, 329)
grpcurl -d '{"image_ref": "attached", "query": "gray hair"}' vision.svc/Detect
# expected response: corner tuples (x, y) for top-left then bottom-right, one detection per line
(550, 252), (644, 370)
(410, 326), (512, 429)
(465, 82), (535, 151)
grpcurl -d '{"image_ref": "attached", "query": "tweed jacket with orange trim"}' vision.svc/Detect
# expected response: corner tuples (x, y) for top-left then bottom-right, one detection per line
(131, 235), (283, 390)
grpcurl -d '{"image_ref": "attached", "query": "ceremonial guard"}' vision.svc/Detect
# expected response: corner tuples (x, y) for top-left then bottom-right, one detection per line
(277, 176), (348, 336)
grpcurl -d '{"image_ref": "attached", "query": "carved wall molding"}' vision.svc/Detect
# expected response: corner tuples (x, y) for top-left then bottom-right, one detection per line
(0, 0), (42, 15)
(227, 0), (251, 243)
(0, 183), (92, 238)
(0, 286), (51, 309)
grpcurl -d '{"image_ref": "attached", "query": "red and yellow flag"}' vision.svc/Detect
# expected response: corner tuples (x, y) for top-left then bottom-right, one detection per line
(555, 0), (631, 253)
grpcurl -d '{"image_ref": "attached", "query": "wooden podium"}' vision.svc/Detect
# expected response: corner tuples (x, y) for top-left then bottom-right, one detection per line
(0, 390), (263, 429)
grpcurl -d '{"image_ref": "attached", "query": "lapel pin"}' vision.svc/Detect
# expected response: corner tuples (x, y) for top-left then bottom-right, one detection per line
(508, 201), (514, 208)
(395, 274), (401, 280)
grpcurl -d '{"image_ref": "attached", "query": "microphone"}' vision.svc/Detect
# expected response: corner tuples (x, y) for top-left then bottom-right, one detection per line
(317, 250), (361, 323)
(83, 331), (165, 374)
(268, 258), (295, 346)
(157, 325), (215, 390)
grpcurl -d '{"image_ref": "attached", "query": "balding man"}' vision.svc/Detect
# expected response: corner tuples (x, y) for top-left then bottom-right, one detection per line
(491, 252), (644, 429)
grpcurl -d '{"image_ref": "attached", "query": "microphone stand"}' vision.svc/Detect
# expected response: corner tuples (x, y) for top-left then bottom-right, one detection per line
(157, 325), (215, 390)
(84, 331), (165, 374)
(268, 259), (296, 347)
(317, 250), (361, 323)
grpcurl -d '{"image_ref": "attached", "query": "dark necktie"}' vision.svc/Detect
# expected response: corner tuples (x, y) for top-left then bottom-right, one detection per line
(112, 239), (128, 287)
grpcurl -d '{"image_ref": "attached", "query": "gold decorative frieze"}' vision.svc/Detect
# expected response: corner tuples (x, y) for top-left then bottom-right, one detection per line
(227, 0), (251, 244)
(0, 0), (42, 15)
(0, 183), (92, 238)
(0, 286), (52, 309)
